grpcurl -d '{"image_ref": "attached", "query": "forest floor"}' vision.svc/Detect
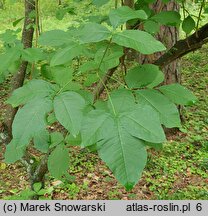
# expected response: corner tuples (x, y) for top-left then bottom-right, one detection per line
(0, 46), (207, 200)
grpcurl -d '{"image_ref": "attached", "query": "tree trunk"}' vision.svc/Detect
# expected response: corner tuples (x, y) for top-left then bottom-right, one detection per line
(0, 0), (5, 9)
(94, 1), (208, 102)
(123, 0), (134, 8)
(4, 0), (35, 141)
(94, 0), (180, 100)
(138, 0), (180, 84)
(139, 1), (182, 123)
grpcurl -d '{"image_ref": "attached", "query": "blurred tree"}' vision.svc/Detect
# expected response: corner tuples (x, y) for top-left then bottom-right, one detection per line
(0, 0), (5, 9)
(127, 0), (180, 85)
(4, 0), (36, 140)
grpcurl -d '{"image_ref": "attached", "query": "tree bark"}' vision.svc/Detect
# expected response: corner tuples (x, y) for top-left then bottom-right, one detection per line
(4, 0), (35, 141)
(154, 23), (208, 67)
(123, 0), (134, 8)
(93, 0), (180, 99)
(137, 0), (180, 84)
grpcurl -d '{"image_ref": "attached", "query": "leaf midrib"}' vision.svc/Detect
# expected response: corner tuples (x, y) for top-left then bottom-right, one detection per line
(116, 119), (129, 183)
(138, 91), (177, 126)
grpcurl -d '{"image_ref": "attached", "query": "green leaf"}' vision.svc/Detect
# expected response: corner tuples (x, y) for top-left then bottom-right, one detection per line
(5, 189), (36, 200)
(146, 70), (164, 89)
(33, 130), (50, 153)
(145, 142), (163, 150)
(7, 79), (56, 107)
(4, 141), (25, 163)
(144, 20), (160, 34)
(61, 82), (82, 91)
(66, 133), (82, 146)
(75, 90), (93, 105)
(5, 99), (52, 163)
(54, 91), (86, 137)
(81, 101), (166, 189)
(151, 11), (181, 26)
(125, 64), (164, 88)
(0, 29), (19, 44)
(56, 8), (67, 20)
(38, 30), (73, 46)
(41, 64), (53, 80)
(9, 59), (21, 73)
(87, 144), (98, 153)
(13, 17), (24, 27)
(12, 98), (53, 148)
(0, 48), (21, 74)
(112, 30), (166, 54)
(33, 182), (42, 193)
(144, 0), (155, 3)
(84, 74), (99, 87)
(136, 89), (181, 128)
(50, 43), (82, 66)
(109, 6), (147, 28)
(159, 83), (197, 105)
(101, 51), (123, 72)
(79, 61), (98, 74)
(87, 15), (109, 24)
(50, 132), (64, 148)
(134, 3), (151, 14)
(47, 112), (57, 125)
(108, 89), (136, 114)
(78, 23), (111, 43)
(51, 66), (73, 86)
(81, 108), (148, 189)
(92, 0), (109, 7)
(121, 104), (166, 143)
(204, 7), (208, 14)
(37, 189), (47, 196)
(21, 48), (45, 62)
(94, 44), (123, 72)
(48, 144), (69, 179)
(94, 100), (108, 111)
(161, 0), (170, 3)
(0, 59), (21, 83)
(81, 110), (112, 147)
(182, 15), (195, 34)
(97, 116), (147, 190)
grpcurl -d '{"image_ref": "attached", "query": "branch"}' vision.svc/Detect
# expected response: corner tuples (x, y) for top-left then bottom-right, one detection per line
(154, 23), (208, 67)
(93, 67), (117, 102)
(30, 155), (48, 190)
(4, 0), (36, 141)
(93, 22), (208, 100)
(20, 151), (48, 190)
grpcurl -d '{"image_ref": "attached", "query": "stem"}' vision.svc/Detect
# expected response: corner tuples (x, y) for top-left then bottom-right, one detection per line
(98, 42), (112, 69)
(55, 80), (73, 97)
(96, 73), (117, 116)
(35, 0), (40, 45)
(106, 74), (127, 88)
(94, 38), (117, 115)
(196, 0), (205, 33)
(93, 67), (117, 102)
(30, 0), (39, 79)
(182, 0), (186, 20)
(94, 22), (208, 98)
(4, 0), (35, 141)
(115, 0), (118, 9)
